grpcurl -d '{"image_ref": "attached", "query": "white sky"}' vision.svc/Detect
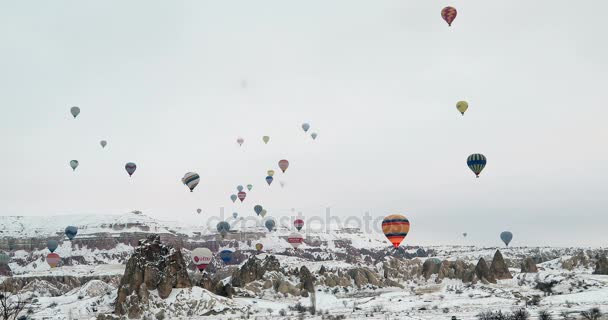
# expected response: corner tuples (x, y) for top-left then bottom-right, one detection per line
(1, 1), (607, 247)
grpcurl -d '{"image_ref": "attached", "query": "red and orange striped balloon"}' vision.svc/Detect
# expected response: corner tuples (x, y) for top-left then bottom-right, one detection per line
(441, 6), (457, 26)
(382, 214), (411, 248)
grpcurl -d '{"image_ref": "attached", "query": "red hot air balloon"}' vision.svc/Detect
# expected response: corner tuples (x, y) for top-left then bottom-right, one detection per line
(287, 232), (304, 249)
(47, 253), (61, 268)
(294, 219), (304, 231)
(382, 214), (411, 249)
(278, 159), (289, 173)
(237, 191), (246, 202)
(441, 6), (457, 26)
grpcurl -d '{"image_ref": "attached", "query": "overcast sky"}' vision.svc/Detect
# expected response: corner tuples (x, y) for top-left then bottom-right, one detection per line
(1, 1), (607, 247)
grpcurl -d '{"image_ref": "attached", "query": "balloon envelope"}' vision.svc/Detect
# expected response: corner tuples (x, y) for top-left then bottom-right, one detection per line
(237, 191), (246, 202)
(255, 243), (263, 252)
(219, 250), (233, 263)
(264, 219), (275, 232)
(247, 184), (253, 191)
(262, 136), (270, 144)
(183, 172), (200, 192)
(265, 176), (273, 185)
(232, 212), (238, 219)
(47, 253), (61, 268)
(441, 6), (457, 26)
(237, 185), (244, 192)
(302, 123), (310, 132)
(217, 221), (231, 234)
(463, 233), (468, 238)
(237, 137), (244, 146)
(311, 133), (318, 140)
(287, 232), (304, 249)
(382, 215), (410, 249)
(230, 194), (237, 203)
(294, 219), (304, 231)
(500, 231), (513, 246)
(47, 240), (59, 253)
(260, 209), (267, 218)
(70, 160), (79, 171)
(456, 101), (468, 115)
(197, 208), (202, 214)
(192, 248), (212, 271)
(0, 253), (10, 265)
(125, 162), (137, 177)
(467, 154), (487, 178)
(267, 170), (275, 177)
(278, 160), (289, 173)
(70, 106), (80, 118)
(100, 140), (107, 148)
(428, 258), (442, 265)
(254, 205), (263, 216)
(65, 226), (78, 240)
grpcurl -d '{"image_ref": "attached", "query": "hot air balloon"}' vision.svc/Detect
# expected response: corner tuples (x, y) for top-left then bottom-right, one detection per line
(260, 209), (267, 218)
(254, 205), (263, 216)
(182, 172), (200, 192)
(100, 140), (107, 148)
(287, 232), (304, 249)
(237, 137), (244, 146)
(197, 208), (202, 214)
(456, 101), (468, 115)
(278, 160), (289, 173)
(255, 243), (263, 252)
(294, 219), (304, 231)
(428, 257), (442, 265)
(302, 123), (310, 133)
(125, 162), (137, 177)
(382, 215), (410, 249)
(237, 185), (244, 192)
(265, 176), (273, 186)
(217, 221), (231, 237)
(47, 253), (61, 268)
(267, 170), (275, 177)
(192, 248), (212, 271)
(279, 181), (285, 188)
(232, 212), (238, 219)
(237, 191), (246, 202)
(230, 194), (237, 203)
(500, 231), (513, 247)
(70, 106), (80, 118)
(462, 232), (468, 238)
(69, 160), (79, 171)
(47, 240), (59, 253)
(264, 218), (275, 232)
(247, 184), (253, 191)
(263, 136), (270, 144)
(467, 154), (487, 178)
(219, 250), (233, 263)
(441, 6), (457, 26)
(65, 226), (78, 241)
(311, 132), (318, 140)
(0, 253), (10, 265)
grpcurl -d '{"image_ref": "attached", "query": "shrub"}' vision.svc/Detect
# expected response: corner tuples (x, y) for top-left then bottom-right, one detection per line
(580, 307), (602, 320)
(511, 309), (530, 320)
(538, 310), (552, 320)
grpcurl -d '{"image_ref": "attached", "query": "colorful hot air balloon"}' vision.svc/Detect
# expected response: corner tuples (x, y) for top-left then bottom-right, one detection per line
(47, 253), (61, 268)
(311, 132), (318, 140)
(0, 253), (10, 265)
(219, 250), (233, 263)
(232, 212), (238, 219)
(263, 136), (270, 144)
(278, 159), (289, 173)
(467, 154), (487, 178)
(237, 191), (246, 202)
(192, 248), (212, 271)
(255, 243), (263, 252)
(456, 101), (468, 115)
(70, 106), (80, 118)
(237, 185), (244, 192)
(267, 170), (275, 177)
(47, 240), (59, 253)
(237, 137), (244, 146)
(125, 162), (137, 177)
(65, 226), (78, 241)
(100, 140), (107, 148)
(182, 172), (200, 192)
(69, 160), (79, 171)
(247, 184), (253, 191)
(500, 231), (513, 247)
(441, 6), (457, 26)
(294, 219), (304, 231)
(260, 209), (267, 218)
(287, 232), (304, 249)
(197, 208), (202, 214)
(230, 194), (237, 203)
(265, 176), (273, 186)
(254, 205), (263, 216)
(217, 221), (231, 237)
(382, 215), (410, 249)
(264, 218), (276, 232)
(302, 123), (310, 133)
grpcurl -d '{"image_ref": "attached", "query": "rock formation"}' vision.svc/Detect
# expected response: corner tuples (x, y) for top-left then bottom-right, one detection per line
(475, 257), (495, 284)
(231, 255), (280, 288)
(593, 255), (608, 275)
(490, 250), (512, 280)
(115, 234), (191, 318)
(521, 256), (538, 273)
(422, 259), (442, 279)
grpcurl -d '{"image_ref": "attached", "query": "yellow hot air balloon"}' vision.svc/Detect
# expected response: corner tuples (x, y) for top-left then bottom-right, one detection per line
(263, 136), (270, 144)
(456, 101), (468, 116)
(267, 170), (275, 177)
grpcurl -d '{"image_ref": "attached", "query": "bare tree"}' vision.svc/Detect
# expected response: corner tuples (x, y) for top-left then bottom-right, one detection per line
(580, 307), (602, 320)
(0, 283), (31, 320)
